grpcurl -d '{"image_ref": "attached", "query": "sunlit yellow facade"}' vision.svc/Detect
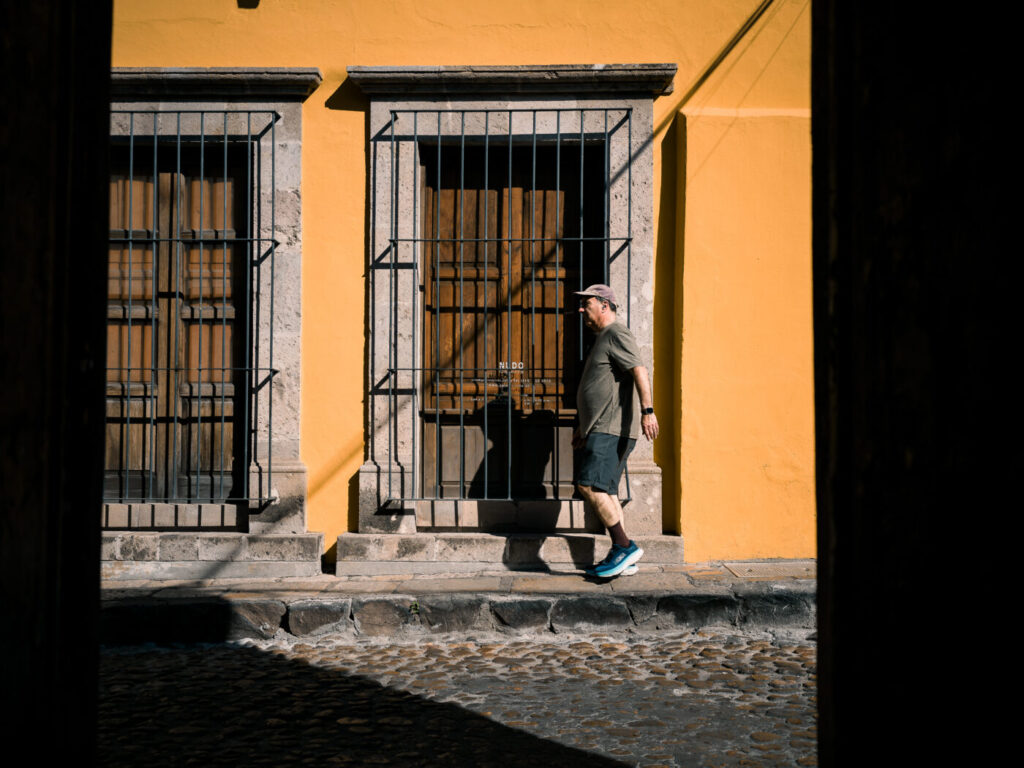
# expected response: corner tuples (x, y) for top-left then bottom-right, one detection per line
(112, 0), (814, 562)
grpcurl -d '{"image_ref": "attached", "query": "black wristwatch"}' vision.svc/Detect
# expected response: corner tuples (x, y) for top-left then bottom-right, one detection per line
(641, 407), (655, 415)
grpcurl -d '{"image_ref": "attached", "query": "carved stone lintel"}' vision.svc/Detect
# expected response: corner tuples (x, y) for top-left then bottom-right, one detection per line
(347, 64), (677, 96)
(111, 67), (323, 100)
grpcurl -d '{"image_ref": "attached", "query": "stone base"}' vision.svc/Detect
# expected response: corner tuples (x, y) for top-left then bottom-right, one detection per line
(620, 459), (663, 535)
(101, 531), (324, 580)
(248, 459), (309, 534)
(357, 461), (416, 533)
(335, 532), (683, 575)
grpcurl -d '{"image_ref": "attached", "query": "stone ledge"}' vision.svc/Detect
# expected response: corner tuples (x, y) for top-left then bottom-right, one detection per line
(347, 64), (677, 96)
(111, 67), (323, 100)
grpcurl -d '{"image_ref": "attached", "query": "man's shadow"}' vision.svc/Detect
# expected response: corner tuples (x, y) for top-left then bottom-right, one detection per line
(462, 400), (599, 571)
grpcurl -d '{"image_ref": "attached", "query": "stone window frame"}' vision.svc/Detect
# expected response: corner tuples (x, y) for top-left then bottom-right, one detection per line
(348, 65), (675, 536)
(102, 68), (320, 534)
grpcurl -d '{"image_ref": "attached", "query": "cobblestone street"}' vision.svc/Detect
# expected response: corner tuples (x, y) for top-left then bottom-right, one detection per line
(99, 629), (816, 767)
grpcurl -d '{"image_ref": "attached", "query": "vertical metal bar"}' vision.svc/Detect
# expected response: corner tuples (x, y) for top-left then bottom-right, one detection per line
(242, 112), (253, 502)
(148, 112), (159, 501)
(507, 109), (513, 499)
(268, 113), (276, 502)
(578, 110), (584, 361)
(483, 112), (489, 498)
(253, 116), (263, 502)
(627, 109), (633, 328)
(171, 112), (183, 500)
(603, 109), (609, 285)
(124, 113), (134, 500)
(220, 111), (228, 500)
(388, 111), (396, 500)
(434, 117), (441, 497)
(458, 112), (465, 499)
(411, 112), (418, 502)
(554, 110), (561, 499)
(530, 110), (537, 412)
(367, 118), (377, 503)
(197, 112), (205, 500)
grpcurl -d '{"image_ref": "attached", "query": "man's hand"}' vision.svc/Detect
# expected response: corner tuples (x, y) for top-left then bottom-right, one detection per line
(631, 365), (658, 441)
(571, 427), (583, 450)
(641, 412), (659, 442)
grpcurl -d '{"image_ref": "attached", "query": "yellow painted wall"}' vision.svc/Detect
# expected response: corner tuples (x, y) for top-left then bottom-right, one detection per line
(112, 0), (814, 562)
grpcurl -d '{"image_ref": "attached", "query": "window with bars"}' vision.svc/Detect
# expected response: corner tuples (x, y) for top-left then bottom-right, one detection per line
(371, 108), (633, 509)
(104, 111), (278, 508)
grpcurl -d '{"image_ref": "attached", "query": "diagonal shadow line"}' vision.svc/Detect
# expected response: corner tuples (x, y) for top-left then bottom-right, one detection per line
(98, 638), (629, 767)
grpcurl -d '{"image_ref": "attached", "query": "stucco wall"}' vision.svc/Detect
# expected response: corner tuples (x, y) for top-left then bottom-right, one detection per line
(112, 0), (814, 561)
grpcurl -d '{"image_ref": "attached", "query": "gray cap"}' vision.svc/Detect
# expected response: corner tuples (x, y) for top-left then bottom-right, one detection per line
(574, 284), (617, 305)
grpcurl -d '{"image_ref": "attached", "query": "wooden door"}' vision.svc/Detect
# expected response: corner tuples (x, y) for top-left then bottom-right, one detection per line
(105, 145), (245, 505)
(420, 144), (603, 500)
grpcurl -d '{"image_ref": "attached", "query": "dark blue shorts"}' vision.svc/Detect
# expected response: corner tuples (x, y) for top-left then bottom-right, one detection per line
(575, 432), (636, 495)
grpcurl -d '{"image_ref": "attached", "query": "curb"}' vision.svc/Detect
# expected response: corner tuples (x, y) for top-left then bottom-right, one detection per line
(100, 585), (816, 644)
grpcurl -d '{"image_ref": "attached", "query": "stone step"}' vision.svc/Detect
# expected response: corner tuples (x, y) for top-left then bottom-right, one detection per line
(335, 533), (684, 575)
(102, 532), (324, 580)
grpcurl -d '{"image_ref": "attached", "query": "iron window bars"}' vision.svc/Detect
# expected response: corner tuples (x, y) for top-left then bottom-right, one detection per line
(105, 110), (279, 508)
(371, 107), (634, 508)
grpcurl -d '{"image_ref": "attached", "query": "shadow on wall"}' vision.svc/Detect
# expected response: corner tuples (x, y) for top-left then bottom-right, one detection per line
(98, 640), (627, 767)
(325, 77), (369, 112)
(654, 112), (681, 536)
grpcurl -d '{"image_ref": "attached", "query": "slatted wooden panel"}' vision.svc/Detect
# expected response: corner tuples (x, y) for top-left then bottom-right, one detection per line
(105, 148), (243, 505)
(420, 145), (601, 501)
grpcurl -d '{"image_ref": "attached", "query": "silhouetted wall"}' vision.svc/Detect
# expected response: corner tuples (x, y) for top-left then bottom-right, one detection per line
(1, 2), (112, 758)
(814, 5), (1013, 765)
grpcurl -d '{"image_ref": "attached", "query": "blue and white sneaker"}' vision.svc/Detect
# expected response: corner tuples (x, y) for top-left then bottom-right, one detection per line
(592, 541), (644, 578)
(585, 563), (638, 576)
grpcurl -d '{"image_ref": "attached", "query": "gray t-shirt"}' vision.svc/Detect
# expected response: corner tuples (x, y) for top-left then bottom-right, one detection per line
(576, 321), (643, 438)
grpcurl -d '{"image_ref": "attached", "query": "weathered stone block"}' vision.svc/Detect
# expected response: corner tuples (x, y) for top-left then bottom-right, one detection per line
(246, 534), (321, 561)
(287, 599), (353, 636)
(735, 584), (816, 628)
(119, 533), (159, 561)
(197, 534), (247, 561)
(549, 596), (633, 632)
(152, 503), (176, 527)
(633, 535), (685, 563)
(490, 599), (553, 631)
(128, 503), (154, 528)
(103, 504), (130, 528)
(228, 599), (286, 640)
(158, 534), (199, 561)
(100, 533), (120, 561)
(177, 504), (200, 526)
(435, 534), (506, 562)
(621, 594), (660, 625)
(654, 594), (740, 628)
(417, 595), (492, 633)
(504, 536), (546, 566)
(352, 597), (417, 636)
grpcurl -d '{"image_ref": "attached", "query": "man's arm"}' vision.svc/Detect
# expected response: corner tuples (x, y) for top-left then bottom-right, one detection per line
(631, 366), (659, 441)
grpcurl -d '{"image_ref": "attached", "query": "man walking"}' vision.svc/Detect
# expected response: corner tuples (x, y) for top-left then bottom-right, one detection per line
(573, 284), (659, 578)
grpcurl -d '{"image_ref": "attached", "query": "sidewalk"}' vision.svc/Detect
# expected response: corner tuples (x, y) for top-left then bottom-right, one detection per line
(100, 559), (817, 644)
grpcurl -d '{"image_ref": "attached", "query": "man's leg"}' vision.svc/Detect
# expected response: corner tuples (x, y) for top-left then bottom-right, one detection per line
(576, 484), (630, 547)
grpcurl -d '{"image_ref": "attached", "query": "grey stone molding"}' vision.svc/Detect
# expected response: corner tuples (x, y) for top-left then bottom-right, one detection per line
(105, 70), (312, 559)
(111, 67), (323, 100)
(356, 65), (666, 534)
(347, 64), (677, 96)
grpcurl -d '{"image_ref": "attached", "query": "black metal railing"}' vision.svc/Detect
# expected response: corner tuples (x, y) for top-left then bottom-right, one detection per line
(370, 108), (634, 508)
(104, 110), (279, 508)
